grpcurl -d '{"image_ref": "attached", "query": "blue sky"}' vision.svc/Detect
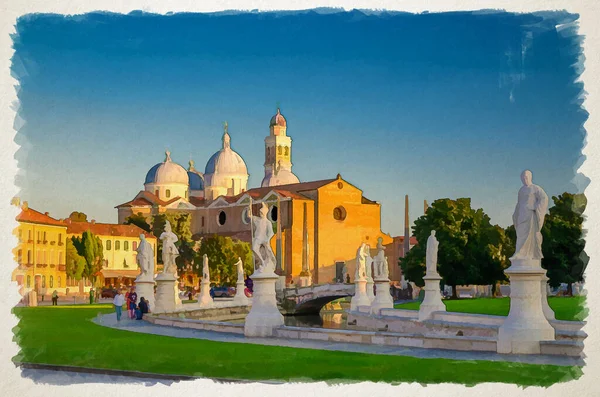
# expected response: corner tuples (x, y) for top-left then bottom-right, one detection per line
(12, 10), (587, 236)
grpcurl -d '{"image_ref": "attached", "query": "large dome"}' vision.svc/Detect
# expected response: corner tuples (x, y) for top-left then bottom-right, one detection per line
(187, 160), (205, 191)
(204, 131), (248, 176)
(145, 151), (189, 185)
(261, 169), (300, 187)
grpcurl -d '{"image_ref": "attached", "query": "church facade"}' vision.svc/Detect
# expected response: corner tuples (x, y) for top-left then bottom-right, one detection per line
(116, 109), (395, 285)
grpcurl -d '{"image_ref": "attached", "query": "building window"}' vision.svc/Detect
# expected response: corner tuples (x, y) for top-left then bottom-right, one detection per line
(241, 208), (251, 225)
(115, 241), (121, 250)
(278, 146), (282, 155)
(50, 276), (54, 288)
(58, 234), (62, 244)
(18, 230), (22, 242)
(133, 241), (138, 251)
(155, 189), (159, 196)
(284, 147), (289, 156)
(337, 182), (343, 189)
(333, 206), (347, 221)
(27, 250), (31, 264)
(166, 189), (171, 198)
(28, 230), (31, 241)
(17, 249), (22, 264)
(106, 240), (111, 250)
(201, 216), (205, 227)
(43, 231), (47, 242)
(42, 276), (46, 288)
(218, 211), (227, 226)
(124, 241), (129, 251)
(269, 205), (278, 222)
(27, 275), (31, 288)
(58, 277), (61, 288)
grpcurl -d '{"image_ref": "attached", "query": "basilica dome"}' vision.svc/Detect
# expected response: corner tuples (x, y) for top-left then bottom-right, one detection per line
(204, 131), (248, 176)
(261, 168), (300, 187)
(187, 160), (205, 191)
(145, 151), (189, 185)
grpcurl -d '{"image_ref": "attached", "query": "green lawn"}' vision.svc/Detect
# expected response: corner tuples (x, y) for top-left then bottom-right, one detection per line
(11, 305), (582, 386)
(394, 296), (587, 321)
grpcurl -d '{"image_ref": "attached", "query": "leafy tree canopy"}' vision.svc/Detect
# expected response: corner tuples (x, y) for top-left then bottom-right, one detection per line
(124, 212), (152, 233)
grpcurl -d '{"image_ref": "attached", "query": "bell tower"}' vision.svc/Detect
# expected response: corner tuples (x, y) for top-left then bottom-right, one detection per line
(261, 108), (300, 187)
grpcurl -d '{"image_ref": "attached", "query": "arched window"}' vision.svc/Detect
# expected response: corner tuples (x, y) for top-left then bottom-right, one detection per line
(58, 233), (62, 244)
(43, 231), (47, 242)
(42, 276), (46, 288)
(218, 211), (227, 226)
(166, 189), (171, 198)
(58, 276), (61, 287)
(26, 275), (31, 288)
(201, 216), (205, 227)
(115, 240), (121, 251)
(124, 241), (129, 251)
(284, 147), (289, 156)
(106, 240), (111, 250)
(278, 146), (283, 155)
(269, 205), (278, 222)
(27, 250), (31, 264)
(241, 208), (251, 225)
(132, 241), (138, 251)
(50, 276), (54, 288)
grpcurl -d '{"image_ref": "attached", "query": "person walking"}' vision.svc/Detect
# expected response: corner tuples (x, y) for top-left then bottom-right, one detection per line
(113, 289), (125, 321)
(51, 290), (58, 306)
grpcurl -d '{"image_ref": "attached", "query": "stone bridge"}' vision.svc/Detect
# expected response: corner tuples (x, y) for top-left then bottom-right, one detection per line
(277, 283), (355, 315)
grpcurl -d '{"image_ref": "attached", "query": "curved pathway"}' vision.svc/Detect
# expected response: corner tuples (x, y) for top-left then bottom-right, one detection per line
(92, 313), (584, 367)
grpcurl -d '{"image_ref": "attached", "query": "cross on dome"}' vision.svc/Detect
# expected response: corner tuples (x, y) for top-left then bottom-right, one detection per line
(165, 150), (172, 162)
(222, 121), (231, 149)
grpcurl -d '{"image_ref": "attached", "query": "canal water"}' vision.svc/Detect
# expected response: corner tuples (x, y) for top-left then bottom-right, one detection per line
(284, 311), (350, 329)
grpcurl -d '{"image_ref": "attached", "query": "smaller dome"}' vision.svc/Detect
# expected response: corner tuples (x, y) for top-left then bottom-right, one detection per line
(187, 160), (205, 191)
(270, 108), (287, 127)
(205, 126), (248, 176)
(145, 151), (189, 185)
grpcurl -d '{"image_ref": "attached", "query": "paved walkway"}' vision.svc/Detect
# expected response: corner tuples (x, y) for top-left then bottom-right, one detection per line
(93, 313), (584, 367)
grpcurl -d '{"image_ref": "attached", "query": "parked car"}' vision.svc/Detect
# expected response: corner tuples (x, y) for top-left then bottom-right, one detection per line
(210, 286), (235, 298)
(101, 288), (117, 299)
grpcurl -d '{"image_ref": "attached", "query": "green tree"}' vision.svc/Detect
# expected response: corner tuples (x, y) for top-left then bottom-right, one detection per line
(72, 231), (104, 284)
(124, 212), (152, 232)
(197, 235), (253, 286)
(65, 238), (86, 281)
(400, 198), (507, 298)
(541, 193), (587, 295)
(68, 211), (88, 222)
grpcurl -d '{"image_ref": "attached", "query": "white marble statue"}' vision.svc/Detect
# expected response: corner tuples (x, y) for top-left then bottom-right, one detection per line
(373, 237), (388, 278)
(136, 233), (154, 281)
(355, 243), (368, 280)
(160, 221), (179, 275)
(235, 257), (244, 282)
(250, 202), (276, 274)
(365, 245), (373, 280)
(426, 230), (439, 274)
(511, 170), (549, 260)
(202, 254), (210, 282)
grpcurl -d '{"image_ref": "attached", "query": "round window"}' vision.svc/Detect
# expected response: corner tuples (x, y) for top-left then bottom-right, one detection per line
(337, 182), (343, 189)
(218, 211), (227, 226)
(333, 206), (347, 221)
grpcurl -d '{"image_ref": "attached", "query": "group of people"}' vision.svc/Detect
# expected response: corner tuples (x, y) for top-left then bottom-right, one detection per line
(112, 286), (150, 321)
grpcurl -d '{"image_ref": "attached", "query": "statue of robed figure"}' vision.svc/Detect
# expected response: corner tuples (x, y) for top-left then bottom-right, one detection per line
(160, 221), (179, 275)
(136, 233), (154, 282)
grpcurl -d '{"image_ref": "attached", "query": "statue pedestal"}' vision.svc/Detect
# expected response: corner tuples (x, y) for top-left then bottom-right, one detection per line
(371, 278), (394, 315)
(198, 280), (214, 308)
(244, 271), (284, 337)
(134, 278), (155, 313)
(233, 280), (250, 306)
(419, 273), (446, 321)
(154, 273), (178, 314)
(350, 278), (371, 311)
(497, 259), (555, 354)
(299, 271), (312, 287)
(366, 277), (375, 302)
(28, 290), (38, 307)
(275, 275), (287, 291)
(541, 274), (555, 321)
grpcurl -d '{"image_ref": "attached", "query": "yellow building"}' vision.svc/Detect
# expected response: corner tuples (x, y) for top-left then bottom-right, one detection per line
(12, 202), (71, 297)
(64, 219), (158, 288)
